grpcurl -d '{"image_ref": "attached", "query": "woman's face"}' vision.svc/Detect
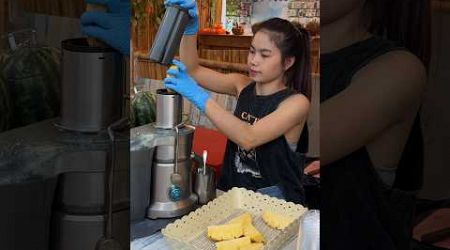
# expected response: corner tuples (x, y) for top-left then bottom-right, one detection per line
(248, 31), (286, 84)
(321, 0), (365, 25)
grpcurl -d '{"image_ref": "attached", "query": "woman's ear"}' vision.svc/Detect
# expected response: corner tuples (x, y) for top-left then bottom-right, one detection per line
(284, 57), (295, 71)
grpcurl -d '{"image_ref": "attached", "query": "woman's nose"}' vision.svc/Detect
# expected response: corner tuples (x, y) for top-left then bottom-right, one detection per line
(249, 55), (258, 66)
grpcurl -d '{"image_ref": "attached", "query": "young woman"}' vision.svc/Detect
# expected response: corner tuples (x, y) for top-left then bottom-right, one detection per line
(163, 0), (311, 204)
(320, 0), (429, 249)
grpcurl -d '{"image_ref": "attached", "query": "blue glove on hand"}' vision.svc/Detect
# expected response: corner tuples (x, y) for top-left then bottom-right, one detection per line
(164, 60), (209, 112)
(81, 0), (130, 55)
(164, 0), (199, 35)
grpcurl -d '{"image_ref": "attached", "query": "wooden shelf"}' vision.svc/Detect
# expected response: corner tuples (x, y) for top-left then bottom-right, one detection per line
(198, 34), (253, 50)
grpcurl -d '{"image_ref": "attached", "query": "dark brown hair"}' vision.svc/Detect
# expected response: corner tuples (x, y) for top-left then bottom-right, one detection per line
(252, 18), (312, 100)
(365, 0), (431, 68)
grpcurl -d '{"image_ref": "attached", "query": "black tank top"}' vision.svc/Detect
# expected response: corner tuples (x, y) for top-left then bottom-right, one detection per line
(321, 36), (424, 249)
(217, 82), (307, 204)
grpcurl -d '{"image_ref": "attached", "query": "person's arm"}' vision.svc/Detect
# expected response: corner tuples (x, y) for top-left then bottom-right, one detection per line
(320, 50), (427, 165)
(204, 95), (310, 151)
(163, 0), (251, 96)
(180, 35), (251, 97)
(164, 60), (310, 149)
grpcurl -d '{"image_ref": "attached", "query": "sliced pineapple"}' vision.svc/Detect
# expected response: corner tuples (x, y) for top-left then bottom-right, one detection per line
(239, 243), (264, 250)
(228, 213), (252, 226)
(216, 236), (252, 250)
(262, 210), (293, 230)
(166, 65), (178, 78)
(243, 223), (265, 243)
(208, 223), (244, 241)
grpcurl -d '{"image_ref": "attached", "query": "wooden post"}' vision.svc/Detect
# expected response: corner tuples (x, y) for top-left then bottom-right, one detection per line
(0, 0), (8, 36)
(214, 0), (222, 25)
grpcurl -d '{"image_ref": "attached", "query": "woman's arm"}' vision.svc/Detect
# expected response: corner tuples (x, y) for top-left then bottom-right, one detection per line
(180, 35), (251, 96)
(164, 60), (309, 148)
(204, 94), (310, 151)
(320, 50), (426, 165)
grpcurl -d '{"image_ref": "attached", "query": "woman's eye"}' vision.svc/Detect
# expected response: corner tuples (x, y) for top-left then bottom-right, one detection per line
(262, 54), (269, 58)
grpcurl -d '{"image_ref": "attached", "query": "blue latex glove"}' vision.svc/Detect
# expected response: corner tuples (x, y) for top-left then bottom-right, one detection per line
(81, 0), (130, 55)
(164, 60), (209, 112)
(164, 0), (199, 35)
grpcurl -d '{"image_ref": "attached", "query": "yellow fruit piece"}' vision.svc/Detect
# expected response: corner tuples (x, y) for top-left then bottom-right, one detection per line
(228, 213), (252, 226)
(166, 65), (178, 78)
(239, 243), (264, 250)
(226, 213), (264, 243)
(216, 236), (252, 250)
(262, 210), (293, 230)
(243, 224), (265, 243)
(208, 223), (244, 241)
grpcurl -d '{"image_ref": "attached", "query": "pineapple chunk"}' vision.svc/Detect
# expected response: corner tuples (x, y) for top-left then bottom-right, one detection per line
(216, 236), (252, 250)
(239, 243), (264, 250)
(166, 65), (178, 78)
(227, 213), (264, 243)
(228, 213), (252, 226)
(262, 210), (293, 230)
(243, 223), (265, 243)
(208, 223), (244, 241)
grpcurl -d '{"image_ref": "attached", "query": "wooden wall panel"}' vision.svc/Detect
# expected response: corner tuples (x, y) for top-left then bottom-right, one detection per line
(197, 0), (211, 29)
(19, 0), (84, 18)
(0, 0), (8, 36)
(197, 0), (222, 28)
(433, 0), (450, 12)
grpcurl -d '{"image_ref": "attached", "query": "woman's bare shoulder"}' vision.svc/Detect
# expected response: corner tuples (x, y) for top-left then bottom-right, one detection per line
(354, 49), (427, 91)
(279, 93), (310, 114)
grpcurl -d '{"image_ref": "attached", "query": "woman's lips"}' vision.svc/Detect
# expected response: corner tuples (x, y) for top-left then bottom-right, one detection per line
(249, 69), (259, 76)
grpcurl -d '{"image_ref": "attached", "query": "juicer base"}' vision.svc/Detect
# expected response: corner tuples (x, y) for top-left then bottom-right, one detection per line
(147, 193), (198, 219)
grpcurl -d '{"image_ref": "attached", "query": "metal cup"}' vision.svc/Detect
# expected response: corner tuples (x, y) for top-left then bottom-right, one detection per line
(154, 89), (183, 129)
(60, 38), (123, 132)
(194, 166), (216, 205)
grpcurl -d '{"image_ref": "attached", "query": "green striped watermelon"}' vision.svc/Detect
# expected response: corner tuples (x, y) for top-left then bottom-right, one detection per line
(1, 46), (61, 129)
(130, 91), (156, 128)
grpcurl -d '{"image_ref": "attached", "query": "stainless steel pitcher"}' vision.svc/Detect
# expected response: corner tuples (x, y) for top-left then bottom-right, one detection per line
(149, 6), (190, 65)
(59, 38), (124, 132)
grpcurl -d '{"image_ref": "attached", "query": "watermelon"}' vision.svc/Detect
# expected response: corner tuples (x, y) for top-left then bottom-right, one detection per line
(1, 46), (61, 129)
(130, 91), (156, 127)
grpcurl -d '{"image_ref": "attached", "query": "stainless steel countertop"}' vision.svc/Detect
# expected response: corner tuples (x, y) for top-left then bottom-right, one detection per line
(0, 118), (128, 185)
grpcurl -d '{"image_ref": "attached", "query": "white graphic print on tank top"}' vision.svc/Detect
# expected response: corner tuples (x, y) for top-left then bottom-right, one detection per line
(234, 111), (261, 178)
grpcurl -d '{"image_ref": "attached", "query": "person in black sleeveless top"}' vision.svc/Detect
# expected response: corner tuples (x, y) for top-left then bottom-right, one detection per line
(163, 0), (311, 204)
(320, 0), (430, 249)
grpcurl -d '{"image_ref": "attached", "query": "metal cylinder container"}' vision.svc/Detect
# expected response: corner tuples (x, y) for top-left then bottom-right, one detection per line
(194, 166), (216, 205)
(155, 89), (183, 129)
(53, 150), (129, 215)
(154, 130), (193, 162)
(130, 147), (154, 221)
(51, 210), (129, 250)
(149, 6), (190, 65)
(59, 38), (123, 132)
